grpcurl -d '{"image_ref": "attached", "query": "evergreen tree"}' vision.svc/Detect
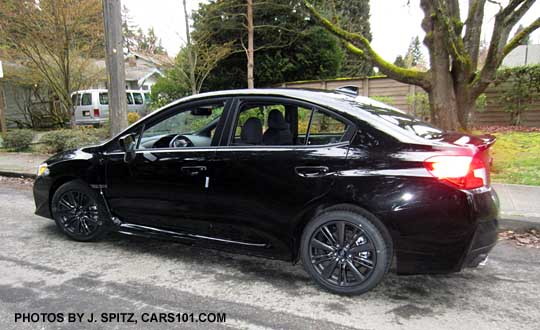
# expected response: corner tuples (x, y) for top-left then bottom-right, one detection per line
(404, 36), (424, 68)
(191, 0), (343, 90)
(394, 55), (406, 68)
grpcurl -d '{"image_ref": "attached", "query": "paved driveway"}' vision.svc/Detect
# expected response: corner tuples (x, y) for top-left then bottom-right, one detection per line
(0, 183), (539, 330)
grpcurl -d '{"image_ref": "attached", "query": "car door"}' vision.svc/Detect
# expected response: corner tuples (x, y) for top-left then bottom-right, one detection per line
(104, 98), (231, 235)
(206, 96), (354, 258)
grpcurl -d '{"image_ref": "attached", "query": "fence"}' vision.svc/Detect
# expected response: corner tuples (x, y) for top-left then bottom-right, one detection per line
(279, 76), (540, 127)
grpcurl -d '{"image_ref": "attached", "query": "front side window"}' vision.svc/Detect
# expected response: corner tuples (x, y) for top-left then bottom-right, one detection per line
(139, 102), (225, 149)
(231, 102), (349, 146)
(126, 93), (133, 105)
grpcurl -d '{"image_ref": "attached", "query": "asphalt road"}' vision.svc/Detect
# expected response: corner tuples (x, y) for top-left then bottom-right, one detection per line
(0, 182), (539, 330)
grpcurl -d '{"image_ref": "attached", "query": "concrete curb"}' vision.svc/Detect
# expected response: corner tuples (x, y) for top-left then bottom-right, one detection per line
(0, 171), (36, 179)
(499, 218), (540, 231)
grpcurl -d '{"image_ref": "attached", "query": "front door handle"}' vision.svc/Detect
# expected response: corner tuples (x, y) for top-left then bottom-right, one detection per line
(181, 166), (207, 176)
(294, 166), (330, 178)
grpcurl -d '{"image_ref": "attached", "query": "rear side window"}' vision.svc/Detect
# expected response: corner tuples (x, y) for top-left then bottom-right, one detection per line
(144, 93), (150, 103)
(81, 93), (92, 106)
(99, 93), (109, 105)
(126, 93), (133, 105)
(133, 93), (144, 105)
(307, 111), (347, 145)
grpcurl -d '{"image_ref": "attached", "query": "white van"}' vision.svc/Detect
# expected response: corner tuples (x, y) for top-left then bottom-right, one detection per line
(71, 89), (151, 126)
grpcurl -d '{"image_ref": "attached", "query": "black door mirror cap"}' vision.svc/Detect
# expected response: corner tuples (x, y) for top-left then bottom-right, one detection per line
(118, 133), (137, 163)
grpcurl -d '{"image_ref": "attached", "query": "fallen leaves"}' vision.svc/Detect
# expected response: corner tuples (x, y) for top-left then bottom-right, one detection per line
(499, 229), (540, 248)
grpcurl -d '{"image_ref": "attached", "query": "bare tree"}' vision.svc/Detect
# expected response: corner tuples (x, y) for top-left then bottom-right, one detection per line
(0, 0), (105, 127)
(306, 0), (540, 130)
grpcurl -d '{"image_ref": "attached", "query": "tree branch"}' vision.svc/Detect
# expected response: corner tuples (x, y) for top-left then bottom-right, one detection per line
(304, 1), (430, 89)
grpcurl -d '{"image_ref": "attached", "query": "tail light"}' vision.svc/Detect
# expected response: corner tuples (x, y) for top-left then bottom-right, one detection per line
(424, 155), (488, 190)
(93, 109), (100, 117)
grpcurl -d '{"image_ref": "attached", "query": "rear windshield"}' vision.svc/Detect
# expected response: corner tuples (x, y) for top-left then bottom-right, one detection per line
(351, 101), (443, 139)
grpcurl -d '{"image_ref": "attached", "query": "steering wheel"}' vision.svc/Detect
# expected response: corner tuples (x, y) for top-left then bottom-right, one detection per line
(169, 135), (194, 148)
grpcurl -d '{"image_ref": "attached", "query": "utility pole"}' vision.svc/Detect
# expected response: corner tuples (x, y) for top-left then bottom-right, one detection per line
(246, 0), (254, 89)
(103, 0), (128, 137)
(0, 61), (6, 136)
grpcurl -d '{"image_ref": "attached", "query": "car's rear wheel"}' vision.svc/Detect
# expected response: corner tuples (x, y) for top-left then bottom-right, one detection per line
(51, 180), (109, 242)
(300, 207), (392, 295)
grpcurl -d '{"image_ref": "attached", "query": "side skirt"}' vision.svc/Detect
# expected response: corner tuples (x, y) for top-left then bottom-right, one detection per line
(116, 222), (269, 248)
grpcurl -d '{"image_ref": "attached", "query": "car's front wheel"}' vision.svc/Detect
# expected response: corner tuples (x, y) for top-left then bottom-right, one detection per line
(51, 180), (109, 242)
(300, 207), (392, 295)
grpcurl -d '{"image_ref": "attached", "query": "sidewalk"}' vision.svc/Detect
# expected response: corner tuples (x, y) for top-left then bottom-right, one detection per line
(0, 152), (47, 178)
(0, 152), (539, 228)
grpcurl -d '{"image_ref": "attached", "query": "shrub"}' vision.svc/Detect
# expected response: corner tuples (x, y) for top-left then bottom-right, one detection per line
(3, 129), (34, 151)
(39, 127), (107, 153)
(128, 112), (141, 125)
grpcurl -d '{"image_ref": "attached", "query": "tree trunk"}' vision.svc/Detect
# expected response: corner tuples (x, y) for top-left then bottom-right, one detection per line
(246, 0), (254, 89)
(425, 52), (461, 131)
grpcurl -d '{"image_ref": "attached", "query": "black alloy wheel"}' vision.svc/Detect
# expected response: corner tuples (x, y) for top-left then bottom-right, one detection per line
(309, 221), (376, 287)
(51, 181), (109, 241)
(301, 208), (392, 295)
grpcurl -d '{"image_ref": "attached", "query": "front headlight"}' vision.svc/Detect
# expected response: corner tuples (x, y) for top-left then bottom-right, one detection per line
(37, 163), (49, 176)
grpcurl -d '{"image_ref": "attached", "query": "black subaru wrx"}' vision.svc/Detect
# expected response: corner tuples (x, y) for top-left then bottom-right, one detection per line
(33, 89), (499, 295)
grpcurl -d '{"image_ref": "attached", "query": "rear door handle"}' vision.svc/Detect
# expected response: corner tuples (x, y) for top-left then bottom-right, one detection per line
(181, 166), (207, 176)
(294, 166), (330, 178)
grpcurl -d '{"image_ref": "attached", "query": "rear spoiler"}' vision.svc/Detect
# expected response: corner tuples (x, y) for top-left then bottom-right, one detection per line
(443, 132), (496, 151)
(475, 134), (497, 151)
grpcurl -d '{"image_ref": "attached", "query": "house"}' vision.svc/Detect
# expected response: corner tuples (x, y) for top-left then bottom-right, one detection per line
(0, 52), (167, 128)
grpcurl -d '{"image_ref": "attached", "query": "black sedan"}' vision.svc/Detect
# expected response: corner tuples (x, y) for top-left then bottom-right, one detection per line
(33, 89), (499, 295)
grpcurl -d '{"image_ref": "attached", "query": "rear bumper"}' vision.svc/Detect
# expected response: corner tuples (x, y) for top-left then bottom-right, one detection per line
(394, 186), (499, 274)
(75, 118), (108, 125)
(463, 219), (498, 268)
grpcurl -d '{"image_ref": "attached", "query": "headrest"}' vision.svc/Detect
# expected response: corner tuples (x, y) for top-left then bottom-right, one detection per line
(240, 117), (263, 144)
(267, 109), (288, 130)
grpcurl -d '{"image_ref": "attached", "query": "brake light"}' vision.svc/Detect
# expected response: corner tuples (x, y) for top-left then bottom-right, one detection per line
(93, 109), (100, 117)
(424, 155), (487, 189)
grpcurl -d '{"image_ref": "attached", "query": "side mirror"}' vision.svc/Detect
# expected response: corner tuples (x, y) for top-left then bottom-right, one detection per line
(118, 133), (136, 163)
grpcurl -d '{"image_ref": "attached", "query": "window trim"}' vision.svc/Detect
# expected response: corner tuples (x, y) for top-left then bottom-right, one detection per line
(221, 96), (355, 149)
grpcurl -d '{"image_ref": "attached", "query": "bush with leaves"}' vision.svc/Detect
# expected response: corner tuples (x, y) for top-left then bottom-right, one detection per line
(495, 65), (540, 126)
(3, 129), (34, 151)
(128, 112), (141, 125)
(39, 127), (108, 153)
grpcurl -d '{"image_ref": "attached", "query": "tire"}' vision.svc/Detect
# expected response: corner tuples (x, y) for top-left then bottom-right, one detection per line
(300, 206), (392, 295)
(51, 180), (109, 242)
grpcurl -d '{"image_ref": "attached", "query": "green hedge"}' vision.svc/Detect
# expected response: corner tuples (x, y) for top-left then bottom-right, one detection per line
(39, 127), (108, 153)
(3, 129), (34, 151)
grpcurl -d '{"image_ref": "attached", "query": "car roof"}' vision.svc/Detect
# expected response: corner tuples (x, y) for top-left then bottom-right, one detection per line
(72, 89), (149, 94)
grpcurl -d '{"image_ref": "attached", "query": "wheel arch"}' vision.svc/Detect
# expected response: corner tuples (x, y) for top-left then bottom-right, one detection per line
(291, 201), (393, 261)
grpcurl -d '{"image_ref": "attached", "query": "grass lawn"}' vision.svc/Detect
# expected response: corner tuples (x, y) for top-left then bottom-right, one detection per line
(488, 131), (540, 186)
